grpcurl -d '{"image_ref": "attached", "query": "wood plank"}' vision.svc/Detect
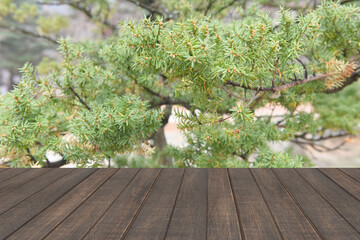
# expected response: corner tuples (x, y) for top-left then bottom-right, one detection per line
(228, 169), (282, 240)
(0, 168), (8, 173)
(0, 169), (49, 196)
(297, 169), (360, 233)
(0, 169), (95, 239)
(339, 168), (360, 182)
(207, 169), (241, 240)
(165, 169), (207, 240)
(7, 169), (116, 240)
(0, 168), (72, 215)
(0, 168), (28, 184)
(43, 168), (139, 240)
(0, 168), (357, 239)
(83, 169), (161, 240)
(274, 169), (360, 239)
(251, 169), (321, 239)
(319, 168), (360, 201)
(123, 169), (185, 240)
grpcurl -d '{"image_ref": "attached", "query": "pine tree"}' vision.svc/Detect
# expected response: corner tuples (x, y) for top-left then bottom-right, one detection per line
(0, 0), (359, 167)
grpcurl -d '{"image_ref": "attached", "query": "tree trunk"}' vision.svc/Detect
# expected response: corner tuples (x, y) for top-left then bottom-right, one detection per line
(153, 126), (171, 165)
(152, 104), (172, 166)
(7, 70), (15, 92)
(45, 159), (67, 168)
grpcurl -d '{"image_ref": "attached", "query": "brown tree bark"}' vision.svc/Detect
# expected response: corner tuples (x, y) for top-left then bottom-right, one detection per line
(152, 104), (172, 166)
(7, 70), (15, 92)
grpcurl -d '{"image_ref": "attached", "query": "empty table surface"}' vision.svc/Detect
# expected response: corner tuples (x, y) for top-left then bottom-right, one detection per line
(0, 168), (359, 240)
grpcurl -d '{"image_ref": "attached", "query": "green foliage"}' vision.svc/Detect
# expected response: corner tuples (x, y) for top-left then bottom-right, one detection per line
(118, 12), (320, 105)
(114, 151), (169, 168)
(1, 0), (360, 168)
(70, 95), (163, 155)
(37, 57), (61, 75)
(253, 149), (304, 168)
(36, 16), (69, 35)
(0, 39), (163, 167)
(13, 3), (37, 23)
(0, 32), (50, 72)
(313, 82), (360, 134)
(0, 0), (16, 17)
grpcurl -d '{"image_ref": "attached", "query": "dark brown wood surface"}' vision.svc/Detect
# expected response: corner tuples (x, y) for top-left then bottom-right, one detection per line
(297, 169), (360, 233)
(0, 168), (359, 240)
(0, 169), (49, 196)
(274, 169), (359, 239)
(0, 168), (27, 183)
(122, 169), (185, 240)
(319, 168), (360, 201)
(7, 169), (117, 240)
(84, 169), (161, 239)
(228, 169), (283, 239)
(251, 169), (321, 239)
(165, 169), (207, 240)
(207, 169), (241, 240)
(0, 169), (95, 239)
(44, 168), (139, 240)
(340, 168), (360, 182)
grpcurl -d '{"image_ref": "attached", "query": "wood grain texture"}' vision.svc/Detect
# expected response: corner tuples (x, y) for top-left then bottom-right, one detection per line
(274, 169), (360, 239)
(0, 168), (49, 196)
(251, 169), (321, 239)
(0, 168), (72, 215)
(0, 168), (359, 239)
(339, 168), (360, 182)
(83, 169), (161, 240)
(0, 168), (27, 184)
(0, 169), (95, 239)
(319, 168), (360, 201)
(7, 169), (116, 240)
(123, 169), (185, 240)
(297, 169), (360, 233)
(165, 169), (207, 240)
(43, 168), (139, 240)
(228, 169), (283, 240)
(207, 169), (241, 240)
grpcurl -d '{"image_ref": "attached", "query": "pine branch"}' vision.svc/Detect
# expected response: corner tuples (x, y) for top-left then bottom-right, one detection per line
(68, 87), (91, 111)
(295, 58), (308, 79)
(135, 79), (167, 99)
(291, 139), (347, 152)
(126, 0), (167, 18)
(340, 0), (360, 5)
(294, 132), (351, 141)
(36, 0), (81, 5)
(249, 92), (266, 109)
(226, 74), (328, 92)
(232, 151), (247, 161)
(67, 2), (116, 31)
(204, 0), (217, 15)
(26, 148), (37, 164)
(36, 0), (117, 31)
(26, 147), (65, 167)
(134, 79), (192, 109)
(291, 132), (353, 152)
(213, 0), (238, 16)
(219, 115), (231, 122)
(45, 158), (67, 168)
(0, 23), (58, 45)
(323, 70), (360, 94)
(226, 69), (359, 97)
(151, 99), (191, 110)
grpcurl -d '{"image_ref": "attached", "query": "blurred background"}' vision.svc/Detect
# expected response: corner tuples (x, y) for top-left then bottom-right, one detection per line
(1, 0), (359, 167)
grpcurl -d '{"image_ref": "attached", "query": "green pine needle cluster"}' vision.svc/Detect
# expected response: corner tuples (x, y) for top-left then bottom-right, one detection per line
(1, 0), (360, 167)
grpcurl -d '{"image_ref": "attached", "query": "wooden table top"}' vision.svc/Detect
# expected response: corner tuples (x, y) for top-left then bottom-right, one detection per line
(0, 168), (359, 239)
